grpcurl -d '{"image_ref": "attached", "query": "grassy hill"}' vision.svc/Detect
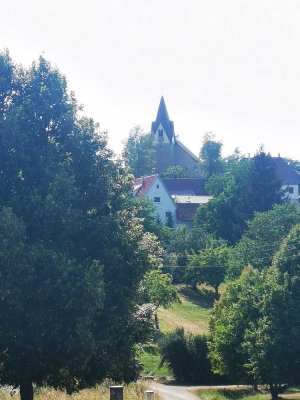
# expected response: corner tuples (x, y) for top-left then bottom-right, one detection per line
(158, 285), (213, 334)
(140, 285), (214, 376)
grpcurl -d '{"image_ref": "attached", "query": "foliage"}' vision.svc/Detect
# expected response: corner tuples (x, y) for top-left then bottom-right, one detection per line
(161, 165), (189, 178)
(195, 150), (283, 244)
(122, 126), (156, 177)
(208, 266), (266, 382)
(159, 328), (221, 383)
(0, 52), (153, 399)
(285, 158), (300, 175)
(195, 388), (266, 400)
(228, 203), (300, 279)
(140, 343), (171, 377)
(163, 226), (210, 283)
(0, 382), (159, 400)
(209, 225), (300, 399)
(185, 245), (230, 298)
(142, 270), (180, 329)
(199, 133), (224, 178)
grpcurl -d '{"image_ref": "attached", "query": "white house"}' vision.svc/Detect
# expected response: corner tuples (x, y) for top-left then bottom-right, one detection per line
(133, 175), (177, 225)
(273, 157), (300, 205)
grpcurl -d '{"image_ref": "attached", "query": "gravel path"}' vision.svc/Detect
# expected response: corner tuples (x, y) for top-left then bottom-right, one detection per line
(151, 382), (201, 400)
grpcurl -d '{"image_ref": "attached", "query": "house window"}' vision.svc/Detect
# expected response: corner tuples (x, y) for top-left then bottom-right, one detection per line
(157, 184), (159, 188)
(166, 211), (171, 217)
(154, 197), (160, 203)
(288, 187), (294, 194)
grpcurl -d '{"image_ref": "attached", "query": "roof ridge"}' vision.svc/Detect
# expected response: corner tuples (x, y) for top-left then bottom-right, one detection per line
(176, 140), (199, 162)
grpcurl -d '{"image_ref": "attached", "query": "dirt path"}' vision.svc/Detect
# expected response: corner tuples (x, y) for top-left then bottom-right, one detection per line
(151, 383), (251, 400)
(151, 382), (201, 400)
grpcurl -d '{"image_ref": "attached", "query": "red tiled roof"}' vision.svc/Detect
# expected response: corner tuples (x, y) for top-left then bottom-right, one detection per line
(134, 175), (158, 196)
(162, 178), (208, 195)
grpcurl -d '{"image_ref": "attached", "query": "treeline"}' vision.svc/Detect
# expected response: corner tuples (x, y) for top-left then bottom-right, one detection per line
(122, 108), (300, 400)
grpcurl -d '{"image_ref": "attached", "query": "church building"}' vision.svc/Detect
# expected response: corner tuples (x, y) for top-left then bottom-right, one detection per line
(151, 97), (199, 177)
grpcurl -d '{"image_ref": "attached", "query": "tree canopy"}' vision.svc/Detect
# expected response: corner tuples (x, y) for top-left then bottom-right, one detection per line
(199, 133), (224, 178)
(122, 126), (156, 177)
(195, 150), (283, 244)
(209, 225), (300, 399)
(227, 203), (300, 279)
(0, 51), (153, 400)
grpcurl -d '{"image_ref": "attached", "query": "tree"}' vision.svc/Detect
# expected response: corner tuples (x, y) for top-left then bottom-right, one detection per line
(195, 149), (283, 244)
(122, 126), (156, 177)
(159, 328), (219, 383)
(285, 158), (300, 175)
(199, 133), (224, 178)
(208, 266), (269, 383)
(209, 225), (300, 399)
(242, 226), (300, 399)
(142, 269), (179, 329)
(161, 165), (189, 178)
(227, 203), (300, 279)
(185, 245), (230, 299)
(0, 52), (153, 400)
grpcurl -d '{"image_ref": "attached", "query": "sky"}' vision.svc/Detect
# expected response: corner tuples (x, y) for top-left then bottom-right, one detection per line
(1, 0), (300, 159)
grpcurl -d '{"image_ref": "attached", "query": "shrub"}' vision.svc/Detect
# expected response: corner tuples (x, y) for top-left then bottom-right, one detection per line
(158, 328), (223, 383)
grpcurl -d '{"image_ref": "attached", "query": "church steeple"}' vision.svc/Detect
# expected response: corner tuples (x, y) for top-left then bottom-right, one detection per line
(151, 96), (175, 143)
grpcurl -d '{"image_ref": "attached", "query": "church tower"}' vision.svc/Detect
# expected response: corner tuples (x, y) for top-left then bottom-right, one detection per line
(151, 97), (200, 177)
(151, 96), (175, 145)
(151, 96), (176, 173)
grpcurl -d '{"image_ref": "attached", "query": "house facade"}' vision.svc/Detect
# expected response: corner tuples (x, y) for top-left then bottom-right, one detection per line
(133, 175), (177, 225)
(162, 178), (212, 226)
(273, 157), (300, 205)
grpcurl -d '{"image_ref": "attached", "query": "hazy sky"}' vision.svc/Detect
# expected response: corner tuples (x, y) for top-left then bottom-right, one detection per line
(1, 0), (300, 159)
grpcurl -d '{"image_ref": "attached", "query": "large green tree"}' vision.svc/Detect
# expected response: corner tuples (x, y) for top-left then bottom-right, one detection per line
(227, 203), (300, 279)
(195, 150), (283, 244)
(0, 52), (153, 400)
(199, 133), (224, 178)
(209, 225), (300, 399)
(122, 126), (156, 177)
(185, 245), (230, 299)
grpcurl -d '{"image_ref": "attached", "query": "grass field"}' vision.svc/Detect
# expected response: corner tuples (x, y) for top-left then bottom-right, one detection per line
(0, 382), (159, 400)
(158, 285), (213, 334)
(140, 284), (214, 377)
(140, 342), (171, 376)
(195, 388), (266, 400)
(194, 387), (300, 400)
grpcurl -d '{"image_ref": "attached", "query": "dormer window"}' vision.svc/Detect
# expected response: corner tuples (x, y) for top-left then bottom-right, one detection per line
(288, 187), (294, 194)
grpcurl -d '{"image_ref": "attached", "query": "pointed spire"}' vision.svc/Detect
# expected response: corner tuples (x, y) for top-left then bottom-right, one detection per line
(151, 96), (175, 143)
(156, 96), (170, 122)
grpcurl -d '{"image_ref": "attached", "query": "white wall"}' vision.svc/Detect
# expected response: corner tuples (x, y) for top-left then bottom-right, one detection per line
(146, 177), (177, 224)
(282, 184), (299, 205)
(153, 123), (171, 144)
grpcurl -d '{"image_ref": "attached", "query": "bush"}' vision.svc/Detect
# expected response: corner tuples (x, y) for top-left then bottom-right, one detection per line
(158, 328), (223, 383)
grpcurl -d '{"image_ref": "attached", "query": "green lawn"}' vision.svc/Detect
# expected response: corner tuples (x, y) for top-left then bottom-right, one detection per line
(158, 285), (213, 334)
(140, 285), (215, 377)
(195, 388), (266, 400)
(195, 387), (300, 400)
(140, 342), (171, 377)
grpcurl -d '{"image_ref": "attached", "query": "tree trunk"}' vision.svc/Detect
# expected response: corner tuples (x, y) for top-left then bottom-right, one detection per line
(214, 285), (220, 300)
(20, 382), (33, 400)
(270, 384), (279, 400)
(154, 311), (160, 330)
